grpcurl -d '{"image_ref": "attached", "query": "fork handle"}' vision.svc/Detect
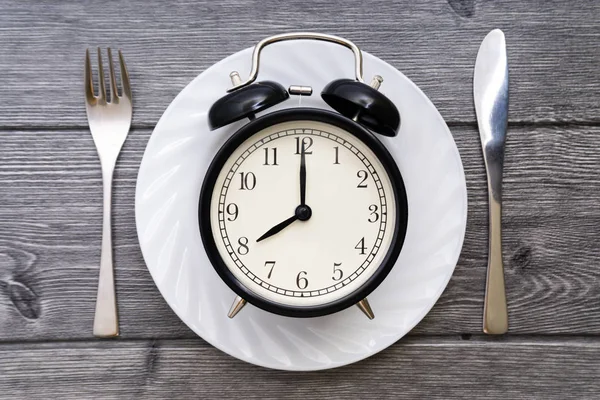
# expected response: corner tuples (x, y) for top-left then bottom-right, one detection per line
(93, 165), (119, 337)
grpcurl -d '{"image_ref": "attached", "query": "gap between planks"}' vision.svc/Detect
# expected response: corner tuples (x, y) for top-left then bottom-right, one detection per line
(2, 120), (600, 132)
(4, 334), (600, 348)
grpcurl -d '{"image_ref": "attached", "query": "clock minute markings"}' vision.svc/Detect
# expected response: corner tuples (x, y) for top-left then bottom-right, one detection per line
(219, 125), (391, 318)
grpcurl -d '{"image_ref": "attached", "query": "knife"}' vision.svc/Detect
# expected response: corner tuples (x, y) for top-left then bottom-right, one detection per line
(474, 29), (509, 334)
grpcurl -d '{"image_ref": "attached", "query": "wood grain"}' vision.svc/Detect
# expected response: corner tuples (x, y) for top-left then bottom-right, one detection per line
(0, 0), (598, 128)
(1, 337), (600, 399)
(1, 124), (598, 341)
(0, 1), (599, 394)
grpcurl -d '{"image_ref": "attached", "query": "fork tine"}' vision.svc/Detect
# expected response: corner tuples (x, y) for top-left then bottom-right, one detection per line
(97, 48), (106, 101)
(85, 49), (95, 101)
(118, 50), (132, 100)
(107, 48), (119, 102)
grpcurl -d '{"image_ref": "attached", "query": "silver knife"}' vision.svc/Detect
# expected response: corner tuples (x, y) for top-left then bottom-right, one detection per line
(474, 29), (509, 334)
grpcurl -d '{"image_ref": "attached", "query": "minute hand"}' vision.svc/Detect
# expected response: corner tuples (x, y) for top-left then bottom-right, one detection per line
(299, 145), (306, 205)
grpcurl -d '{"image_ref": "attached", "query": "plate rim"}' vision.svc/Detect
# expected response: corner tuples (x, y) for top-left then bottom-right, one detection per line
(135, 45), (468, 371)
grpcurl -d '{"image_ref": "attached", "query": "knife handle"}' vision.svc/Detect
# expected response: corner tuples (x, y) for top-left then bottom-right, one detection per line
(483, 194), (508, 334)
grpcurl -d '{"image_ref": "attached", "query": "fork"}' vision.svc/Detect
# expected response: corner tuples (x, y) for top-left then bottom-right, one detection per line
(85, 48), (132, 337)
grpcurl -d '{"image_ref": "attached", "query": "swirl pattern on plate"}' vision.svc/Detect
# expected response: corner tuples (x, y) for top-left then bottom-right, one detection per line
(135, 40), (467, 371)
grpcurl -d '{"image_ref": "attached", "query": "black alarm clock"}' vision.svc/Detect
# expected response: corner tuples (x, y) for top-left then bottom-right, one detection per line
(199, 33), (408, 319)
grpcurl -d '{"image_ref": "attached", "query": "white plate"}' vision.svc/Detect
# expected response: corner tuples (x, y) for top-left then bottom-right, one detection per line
(135, 40), (467, 371)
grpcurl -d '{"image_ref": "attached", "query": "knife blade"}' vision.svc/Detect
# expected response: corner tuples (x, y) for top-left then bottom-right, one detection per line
(474, 29), (509, 335)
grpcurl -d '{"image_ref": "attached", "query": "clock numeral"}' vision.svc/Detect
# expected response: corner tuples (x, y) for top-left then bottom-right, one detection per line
(296, 271), (308, 289)
(264, 261), (276, 279)
(368, 204), (379, 223)
(237, 237), (249, 255)
(357, 170), (368, 188)
(355, 237), (367, 255)
(295, 137), (313, 155)
(238, 172), (256, 190)
(333, 146), (340, 164)
(332, 262), (343, 281)
(263, 147), (278, 166)
(226, 203), (239, 221)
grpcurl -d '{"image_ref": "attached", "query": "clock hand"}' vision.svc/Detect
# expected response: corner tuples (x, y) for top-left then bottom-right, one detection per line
(256, 215), (298, 243)
(256, 204), (313, 243)
(299, 143), (306, 205)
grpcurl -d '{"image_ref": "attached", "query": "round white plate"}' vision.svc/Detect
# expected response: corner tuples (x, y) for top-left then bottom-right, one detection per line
(135, 40), (467, 371)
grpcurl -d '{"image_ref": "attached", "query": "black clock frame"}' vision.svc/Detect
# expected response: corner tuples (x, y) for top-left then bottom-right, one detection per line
(199, 108), (408, 318)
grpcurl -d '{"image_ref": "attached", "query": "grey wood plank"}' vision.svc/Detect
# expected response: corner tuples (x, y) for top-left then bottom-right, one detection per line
(1, 124), (599, 340)
(1, 337), (600, 399)
(0, 0), (598, 127)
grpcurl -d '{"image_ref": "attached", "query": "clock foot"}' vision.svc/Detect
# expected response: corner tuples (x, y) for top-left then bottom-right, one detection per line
(227, 296), (247, 318)
(356, 298), (375, 320)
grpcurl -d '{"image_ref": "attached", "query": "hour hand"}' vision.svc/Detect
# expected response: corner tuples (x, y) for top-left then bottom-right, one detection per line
(256, 215), (298, 243)
(256, 204), (313, 243)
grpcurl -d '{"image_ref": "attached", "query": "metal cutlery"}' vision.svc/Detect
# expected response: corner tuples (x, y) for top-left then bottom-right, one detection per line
(84, 48), (133, 337)
(474, 29), (509, 334)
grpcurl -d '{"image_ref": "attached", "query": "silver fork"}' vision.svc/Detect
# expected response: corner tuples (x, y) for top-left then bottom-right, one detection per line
(85, 48), (132, 337)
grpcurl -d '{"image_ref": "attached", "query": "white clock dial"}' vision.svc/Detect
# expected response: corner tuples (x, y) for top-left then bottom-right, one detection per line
(209, 119), (397, 308)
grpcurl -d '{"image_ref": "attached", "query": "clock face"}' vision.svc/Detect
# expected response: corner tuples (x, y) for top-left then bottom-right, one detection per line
(200, 109), (408, 317)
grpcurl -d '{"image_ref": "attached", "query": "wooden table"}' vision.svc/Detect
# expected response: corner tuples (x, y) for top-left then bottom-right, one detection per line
(1, 1), (599, 398)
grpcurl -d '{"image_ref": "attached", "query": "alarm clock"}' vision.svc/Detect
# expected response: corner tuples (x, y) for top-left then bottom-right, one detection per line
(199, 33), (409, 319)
